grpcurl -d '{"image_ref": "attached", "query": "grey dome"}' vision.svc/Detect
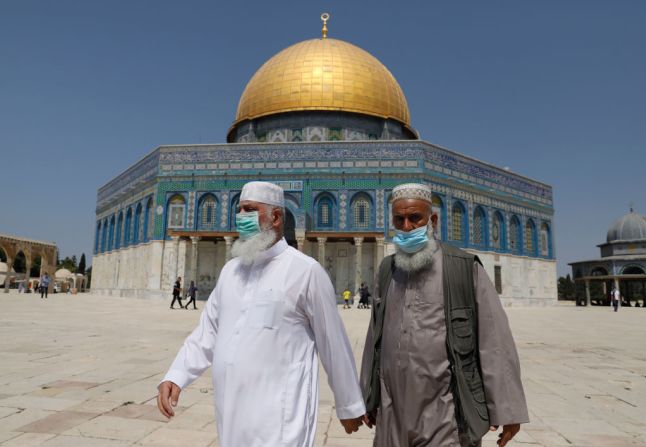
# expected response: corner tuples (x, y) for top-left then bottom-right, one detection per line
(606, 210), (646, 242)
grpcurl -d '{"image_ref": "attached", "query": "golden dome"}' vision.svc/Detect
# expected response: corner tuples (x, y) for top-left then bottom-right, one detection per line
(233, 38), (411, 129)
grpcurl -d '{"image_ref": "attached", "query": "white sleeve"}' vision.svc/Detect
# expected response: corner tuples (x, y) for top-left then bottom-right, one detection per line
(303, 262), (366, 420)
(160, 281), (220, 390)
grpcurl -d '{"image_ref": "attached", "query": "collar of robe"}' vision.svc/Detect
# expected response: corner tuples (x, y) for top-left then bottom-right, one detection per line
(249, 237), (289, 266)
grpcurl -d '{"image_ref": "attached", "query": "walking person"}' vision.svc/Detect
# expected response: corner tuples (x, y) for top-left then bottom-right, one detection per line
(612, 286), (621, 312)
(40, 273), (50, 299)
(361, 183), (528, 447)
(170, 277), (183, 309)
(358, 282), (371, 309)
(157, 181), (364, 446)
(185, 280), (198, 310)
(342, 286), (351, 309)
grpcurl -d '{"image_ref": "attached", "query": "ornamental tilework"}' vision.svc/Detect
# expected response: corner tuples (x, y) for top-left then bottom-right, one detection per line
(96, 140), (554, 259)
(376, 189), (385, 229)
(187, 192), (195, 229)
(220, 192), (229, 228)
(339, 191), (347, 230)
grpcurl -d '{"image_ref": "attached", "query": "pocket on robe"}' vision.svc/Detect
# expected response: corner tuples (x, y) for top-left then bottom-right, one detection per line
(248, 299), (285, 329)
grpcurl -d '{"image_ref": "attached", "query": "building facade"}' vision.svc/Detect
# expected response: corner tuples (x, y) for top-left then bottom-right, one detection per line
(92, 27), (556, 306)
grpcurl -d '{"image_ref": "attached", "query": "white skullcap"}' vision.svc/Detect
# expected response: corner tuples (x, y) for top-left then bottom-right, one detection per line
(390, 183), (433, 204)
(240, 181), (285, 207)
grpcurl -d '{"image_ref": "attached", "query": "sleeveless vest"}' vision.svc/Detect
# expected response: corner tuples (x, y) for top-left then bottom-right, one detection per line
(364, 242), (490, 446)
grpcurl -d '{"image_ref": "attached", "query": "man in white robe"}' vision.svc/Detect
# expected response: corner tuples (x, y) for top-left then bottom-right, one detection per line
(158, 181), (365, 447)
(360, 183), (529, 447)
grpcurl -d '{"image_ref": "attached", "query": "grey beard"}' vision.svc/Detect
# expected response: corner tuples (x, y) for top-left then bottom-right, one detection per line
(394, 234), (439, 274)
(231, 229), (276, 266)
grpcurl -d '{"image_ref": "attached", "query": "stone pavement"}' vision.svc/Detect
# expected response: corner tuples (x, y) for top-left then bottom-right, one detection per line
(0, 291), (645, 446)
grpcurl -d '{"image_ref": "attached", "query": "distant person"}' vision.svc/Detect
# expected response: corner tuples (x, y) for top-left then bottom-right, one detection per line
(18, 281), (24, 294)
(185, 280), (197, 310)
(40, 273), (50, 299)
(343, 286), (351, 309)
(358, 282), (371, 309)
(170, 277), (183, 309)
(612, 287), (621, 312)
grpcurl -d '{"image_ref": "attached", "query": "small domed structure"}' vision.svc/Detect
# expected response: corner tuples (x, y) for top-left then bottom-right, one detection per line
(606, 209), (646, 242)
(55, 268), (73, 279)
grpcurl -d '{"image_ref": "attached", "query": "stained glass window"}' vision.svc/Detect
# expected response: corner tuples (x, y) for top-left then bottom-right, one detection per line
(317, 196), (333, 228)
(473, 207), (485, 245)
(540, 223), (549, 256)
(199, 195), (217, 230)
(352, 195), (370, 228)
(452, 203), (464, 241)
(168, 195), (185, 229)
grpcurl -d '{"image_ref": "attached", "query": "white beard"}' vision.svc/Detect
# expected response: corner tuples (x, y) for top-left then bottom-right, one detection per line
(394, 232), (439, 274)
(231, 229), (277, 266)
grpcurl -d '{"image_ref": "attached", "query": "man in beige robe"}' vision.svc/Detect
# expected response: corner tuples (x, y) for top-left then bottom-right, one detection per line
(360, 183), (529, 447)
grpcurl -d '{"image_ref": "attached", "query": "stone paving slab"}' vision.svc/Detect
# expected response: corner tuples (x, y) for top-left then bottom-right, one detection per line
(1, 291), (646, 446)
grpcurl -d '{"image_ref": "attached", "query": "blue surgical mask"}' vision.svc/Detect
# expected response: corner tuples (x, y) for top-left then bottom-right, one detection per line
(393, 225), (429, 253)
(235, 211), (261, 239)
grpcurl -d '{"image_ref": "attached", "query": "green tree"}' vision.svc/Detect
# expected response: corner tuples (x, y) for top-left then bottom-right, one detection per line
(58, 256), (77, 271)
(77, 253), (86, 275)
(85, 266), (92, 289)
(557, 274), (576, 300)
(30, 257), (41, 277)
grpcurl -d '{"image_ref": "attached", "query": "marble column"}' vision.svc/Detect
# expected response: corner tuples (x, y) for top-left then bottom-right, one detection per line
(170, 236), (180, 286)
(376, 237), (385, 268)
(585, 279), (591, 306)
(25, 258), (31, 290)
(317, 237), (327, 266)
(3, 258), (12, 293)
(190, 236), (200, 287)
(224, 236), (233, 262)
(354, 237), (364, 292)
(296, 230), (306, 253)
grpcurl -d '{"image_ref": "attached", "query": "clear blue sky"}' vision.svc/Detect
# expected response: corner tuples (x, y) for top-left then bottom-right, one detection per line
(1, 1), (644, 276)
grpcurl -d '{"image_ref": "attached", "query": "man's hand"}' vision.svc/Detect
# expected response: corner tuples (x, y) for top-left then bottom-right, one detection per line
(340, 416), (363, 434)
(490, 423), (521, 446)
(157, 381), (181, 419)
(362, 411), (377, 429)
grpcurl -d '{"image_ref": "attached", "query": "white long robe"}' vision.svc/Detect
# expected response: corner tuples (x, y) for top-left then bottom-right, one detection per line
(163, 238), (365, 447)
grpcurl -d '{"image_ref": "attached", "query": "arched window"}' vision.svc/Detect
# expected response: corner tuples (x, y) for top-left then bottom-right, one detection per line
(351, 193), (371, 229)
(124, 208), (132, 246)
(101, 219), (108, 253)
(473, 206), (486, 246)
(432, 195), (445, 240)
(143, 198), (153, 242)
(229, 195), (240, 230)
(525, 219), (537, 256)
(492, 211), (505, 250)
(133, 204), (142, 244)
(95, 222), (101, 254)
(316, 194), (334, 229)
(115, 212), (123, 249)
(540, 222), (550, 257)
(451, 201), (467, 243)
(509, 216), (521, 254)
(167, 195), (185, 229)
(108, 216), (115, 251)
(198, 194), (218, 230)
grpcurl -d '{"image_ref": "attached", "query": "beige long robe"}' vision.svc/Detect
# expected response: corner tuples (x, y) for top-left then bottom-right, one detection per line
(360, 247), (529, 447)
